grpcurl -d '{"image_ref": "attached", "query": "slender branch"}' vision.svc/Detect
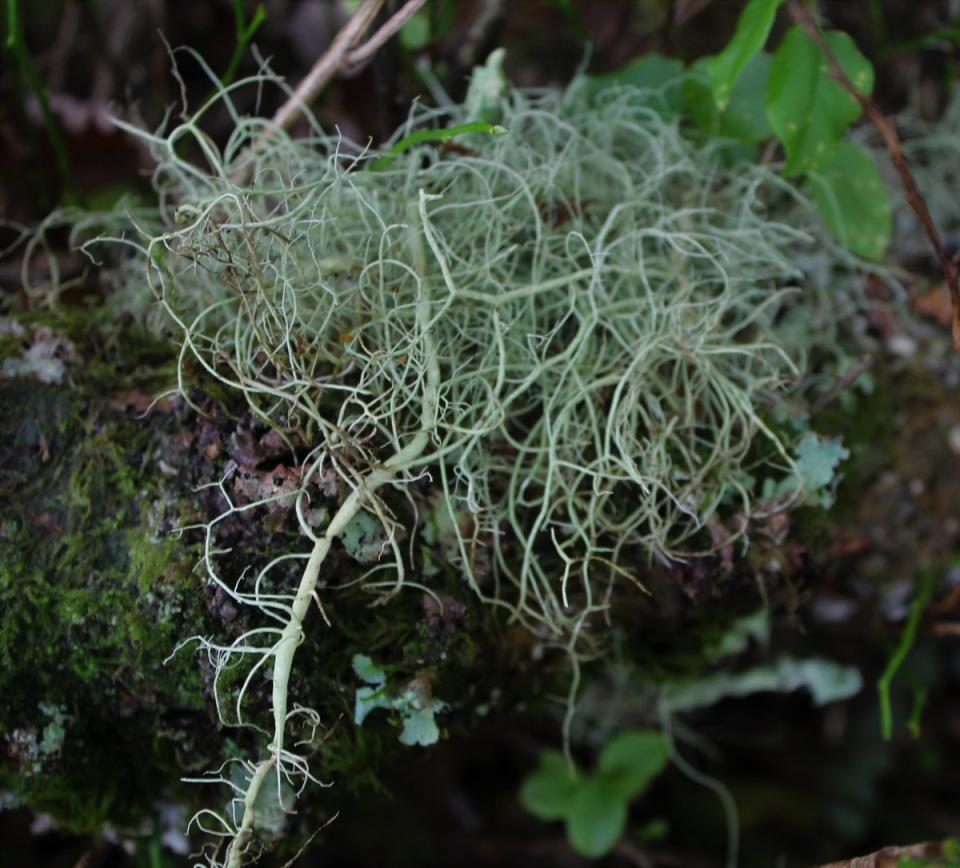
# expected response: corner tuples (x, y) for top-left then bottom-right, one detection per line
(269, 0), (426, 133)
(231, 0), (423, 184)
(344, 0), (427, 71)
(270, 0), (385, 133)
(810, 355), (874, 416)
(876, 572), (935, 741)
(5, 0), (77, 204)
(786, 1), (960, 355)
(221, 190), (443, 868)
(222, 1), (266, 89)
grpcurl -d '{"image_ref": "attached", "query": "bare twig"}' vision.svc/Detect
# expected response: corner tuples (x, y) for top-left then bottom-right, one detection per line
(787, 1), (960, 355)
(344, 0), (427, 72)
(271, 0), (426, 133)
(457, 0), (506, 69)
(818, 840), (948, 867)
(270, 0), (386, 133)
(278, 812), (340, 868)
(230, 0), (423, 185)
(810, 354), (874, 416)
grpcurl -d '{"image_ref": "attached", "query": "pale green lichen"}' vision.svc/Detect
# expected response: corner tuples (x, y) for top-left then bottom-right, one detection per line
(353, 654), (445, 747)
(61, 64), (879, 863)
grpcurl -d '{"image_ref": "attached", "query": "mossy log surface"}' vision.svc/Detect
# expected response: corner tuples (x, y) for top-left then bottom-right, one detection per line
(3, 302), (960, 867)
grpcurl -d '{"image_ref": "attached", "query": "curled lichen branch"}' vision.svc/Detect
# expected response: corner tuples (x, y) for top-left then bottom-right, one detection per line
(221, 190), (441, 868)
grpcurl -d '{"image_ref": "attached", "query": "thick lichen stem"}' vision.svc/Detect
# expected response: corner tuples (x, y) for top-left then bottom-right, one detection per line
(223, 191), (440, 868)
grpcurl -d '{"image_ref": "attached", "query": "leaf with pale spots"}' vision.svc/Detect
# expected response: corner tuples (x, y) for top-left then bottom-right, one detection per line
(704, 0), (785, 110)
(687, 52), (773, 144)
(807, 142), (891, 260)
(766, 27), (873, 177)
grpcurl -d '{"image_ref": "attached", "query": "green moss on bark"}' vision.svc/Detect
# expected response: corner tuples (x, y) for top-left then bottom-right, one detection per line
(0, 315), (218, 831)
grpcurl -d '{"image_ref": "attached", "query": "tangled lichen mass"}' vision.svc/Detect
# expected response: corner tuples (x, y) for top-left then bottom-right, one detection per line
(103, 76), (835, 864)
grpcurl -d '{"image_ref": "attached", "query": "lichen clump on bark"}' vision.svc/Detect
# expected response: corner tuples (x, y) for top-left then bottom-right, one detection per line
(68, 70), (875, 863)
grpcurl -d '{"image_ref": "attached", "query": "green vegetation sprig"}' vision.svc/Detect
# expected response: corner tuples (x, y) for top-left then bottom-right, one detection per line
(3, 0), (77, 203)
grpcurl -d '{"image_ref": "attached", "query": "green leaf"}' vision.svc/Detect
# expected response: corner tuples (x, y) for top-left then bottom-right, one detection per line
(566, 776), (629, 858)
(687, 52), (773, 143)
(766, 27), (874, 177)
(371, 121), (508, 171)
(400, 11), (430, 50)
(767, 431), (851, 507)
(807, 141), (891, 260)
(596, 729), (670, 803)
(705, 0), (785, 110)
(587, 53), (686, 116)
(942, 838), (960, 863)
(520, 751), (582, 821)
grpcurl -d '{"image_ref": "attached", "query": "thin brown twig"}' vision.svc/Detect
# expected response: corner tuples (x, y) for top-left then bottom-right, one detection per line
(810, 354), (874, 416)
(927, 582), (960, 617)
(786, 1), (960, 355)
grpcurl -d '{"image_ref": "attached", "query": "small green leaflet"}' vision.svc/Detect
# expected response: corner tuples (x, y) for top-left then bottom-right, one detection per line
(765, 431), (850, 507)
(793, 431), (850, 496)
(687, 52), (773, 144)
(766, 27), (874, 177)
(520, 729), (670, 858)
(586, 53), (686, 117)
(808, 141), (891, 260)
(352, 653), (387, 687)
(595, 729), (671, 803)
(341, 511), (388, 563)
(568, 778), (628, 858)
(466, 48), (508, 121)
(705, 0), (785, 110)
(519, 750), (580, 820)
(371, 122), (508, 170)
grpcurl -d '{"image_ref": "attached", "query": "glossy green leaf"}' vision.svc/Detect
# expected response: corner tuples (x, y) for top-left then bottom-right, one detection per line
(566, 776), (629, 858)
(705, 0), (785, 110)
(807, 142), (891, 260)
(587, 53), (686, 117)
(687, 52), (773, 143)
(596, 729), (670, 803)
(587, 53), (685, 92)
(519, 750), (581, 820)
(766, 27), (874, 177)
